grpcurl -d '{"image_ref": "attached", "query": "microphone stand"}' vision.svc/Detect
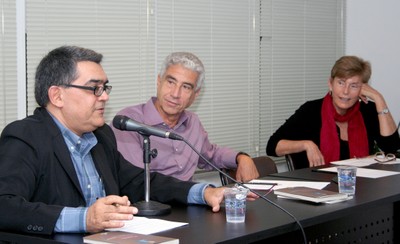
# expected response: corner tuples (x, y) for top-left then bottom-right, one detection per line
(133, 134), (171, 216)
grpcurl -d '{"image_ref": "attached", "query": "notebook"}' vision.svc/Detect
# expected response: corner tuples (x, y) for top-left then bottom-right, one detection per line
(274, 186), (350, 203)
(84, 231), (179, 244)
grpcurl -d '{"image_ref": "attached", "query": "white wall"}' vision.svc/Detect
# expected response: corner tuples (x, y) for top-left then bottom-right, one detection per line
(346, 0), (400, 125)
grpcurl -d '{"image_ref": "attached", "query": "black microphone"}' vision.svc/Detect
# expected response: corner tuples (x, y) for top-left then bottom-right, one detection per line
(113, 115), (183, 141)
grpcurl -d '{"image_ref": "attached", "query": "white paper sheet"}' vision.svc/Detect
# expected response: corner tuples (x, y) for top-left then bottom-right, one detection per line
(331, 157), (400, 167)
(106, 216), (188, 235)
(244, 179), (330, 190)
(318, 167), (400, 179)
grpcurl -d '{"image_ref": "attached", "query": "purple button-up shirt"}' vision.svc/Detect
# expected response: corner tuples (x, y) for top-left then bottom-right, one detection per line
(111, 97), (237, 181)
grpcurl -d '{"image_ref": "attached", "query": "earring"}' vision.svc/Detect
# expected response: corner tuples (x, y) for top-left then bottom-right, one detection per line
(329, 90), (332, 96)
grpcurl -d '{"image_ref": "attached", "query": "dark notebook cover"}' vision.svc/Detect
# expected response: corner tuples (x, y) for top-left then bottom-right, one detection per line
(84, 231), (179, 244)
(274, 186), (349, 203)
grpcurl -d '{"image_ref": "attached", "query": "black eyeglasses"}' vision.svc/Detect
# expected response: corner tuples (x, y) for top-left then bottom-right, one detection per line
(64, 84), (112, 97)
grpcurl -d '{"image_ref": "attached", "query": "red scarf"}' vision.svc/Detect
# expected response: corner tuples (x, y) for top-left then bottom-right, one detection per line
(320, 93), (369, 164)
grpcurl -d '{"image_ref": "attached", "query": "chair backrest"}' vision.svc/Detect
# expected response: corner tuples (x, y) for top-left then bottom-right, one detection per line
(220, 156), (278, 186)
(285, 154), (295, 171)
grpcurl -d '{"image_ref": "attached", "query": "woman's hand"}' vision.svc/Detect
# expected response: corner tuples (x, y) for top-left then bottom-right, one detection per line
(305, 141), (325, 167)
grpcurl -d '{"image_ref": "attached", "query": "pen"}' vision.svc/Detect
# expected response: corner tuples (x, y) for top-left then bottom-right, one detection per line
(311, 169), (337, 174)
(244, 182), (278, 186)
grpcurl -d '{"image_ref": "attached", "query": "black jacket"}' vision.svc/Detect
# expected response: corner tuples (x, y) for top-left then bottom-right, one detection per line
(0, 108), (194, 235)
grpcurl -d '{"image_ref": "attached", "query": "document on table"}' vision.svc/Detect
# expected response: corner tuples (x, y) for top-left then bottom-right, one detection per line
(318, 167), (400, 179)
(244, 179), (330, 190)
(331, 157), (400, 167)
(106, 216), (188, 235)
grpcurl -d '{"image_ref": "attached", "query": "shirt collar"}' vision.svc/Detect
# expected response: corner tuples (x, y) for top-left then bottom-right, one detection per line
(47, 111), (97, 155)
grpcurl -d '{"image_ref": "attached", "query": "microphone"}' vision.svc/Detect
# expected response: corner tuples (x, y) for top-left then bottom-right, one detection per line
(113, 115), (183, 141)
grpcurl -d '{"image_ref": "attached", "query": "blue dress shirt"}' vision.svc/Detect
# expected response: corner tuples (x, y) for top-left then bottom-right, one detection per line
(50, 115), (208, 233)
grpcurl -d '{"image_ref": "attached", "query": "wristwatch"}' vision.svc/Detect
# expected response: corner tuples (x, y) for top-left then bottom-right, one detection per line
(377, 108), (389, 115)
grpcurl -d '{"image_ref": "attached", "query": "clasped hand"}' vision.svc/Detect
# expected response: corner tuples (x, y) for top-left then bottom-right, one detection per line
(86, 195), (137, 233)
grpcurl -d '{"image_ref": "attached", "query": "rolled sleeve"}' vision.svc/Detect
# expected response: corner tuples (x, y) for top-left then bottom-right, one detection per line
(54, 207), (87, 233)
(187, 183), (215, 205)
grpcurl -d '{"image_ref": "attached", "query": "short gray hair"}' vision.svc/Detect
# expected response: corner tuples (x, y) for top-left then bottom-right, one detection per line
(159, 52), (205, 91)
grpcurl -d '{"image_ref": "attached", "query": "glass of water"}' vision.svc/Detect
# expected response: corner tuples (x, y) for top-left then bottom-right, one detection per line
(224, 185), (249, 223)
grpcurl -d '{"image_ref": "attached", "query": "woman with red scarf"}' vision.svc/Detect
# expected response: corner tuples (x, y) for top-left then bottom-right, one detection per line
(267, 56), (400, 169)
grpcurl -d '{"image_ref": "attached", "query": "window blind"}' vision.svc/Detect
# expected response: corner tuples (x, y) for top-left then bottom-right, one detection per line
(5, 0), (344, 162)
(25, 0), (261, 155)
(0, 0), (18, 131)
(154, 0), (260, 153)
(260, 0), (345, 163)
(25, 0), (150, 121)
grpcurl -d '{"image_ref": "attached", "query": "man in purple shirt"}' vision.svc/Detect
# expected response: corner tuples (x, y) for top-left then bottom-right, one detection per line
(111, 52), (259, 182)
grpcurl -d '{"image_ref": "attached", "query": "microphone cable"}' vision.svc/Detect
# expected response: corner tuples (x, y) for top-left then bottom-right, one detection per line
(113, 116), (306, 242)
(182, 138), (307, 244)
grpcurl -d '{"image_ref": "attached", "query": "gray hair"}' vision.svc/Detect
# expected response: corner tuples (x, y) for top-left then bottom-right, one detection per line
(35, 45), (103, 107)
(159, 52), (205, 91)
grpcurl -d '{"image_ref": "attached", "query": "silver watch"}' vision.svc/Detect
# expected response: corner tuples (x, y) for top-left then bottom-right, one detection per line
(377, 108), (389, 115)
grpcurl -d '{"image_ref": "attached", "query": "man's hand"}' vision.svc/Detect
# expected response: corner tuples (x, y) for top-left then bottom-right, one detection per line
(204, 187), (259, 212)
(235, 155), (259, 182)
(86, 195), (138, 233)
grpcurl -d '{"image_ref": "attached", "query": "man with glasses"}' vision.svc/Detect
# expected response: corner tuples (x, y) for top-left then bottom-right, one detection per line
(111, 52), (259, 182)
(0, 46), (248, 235)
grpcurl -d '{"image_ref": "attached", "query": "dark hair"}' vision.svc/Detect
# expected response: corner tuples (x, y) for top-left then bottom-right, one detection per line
(330, 56), (371, 84)
(34, 46), (103, 107)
